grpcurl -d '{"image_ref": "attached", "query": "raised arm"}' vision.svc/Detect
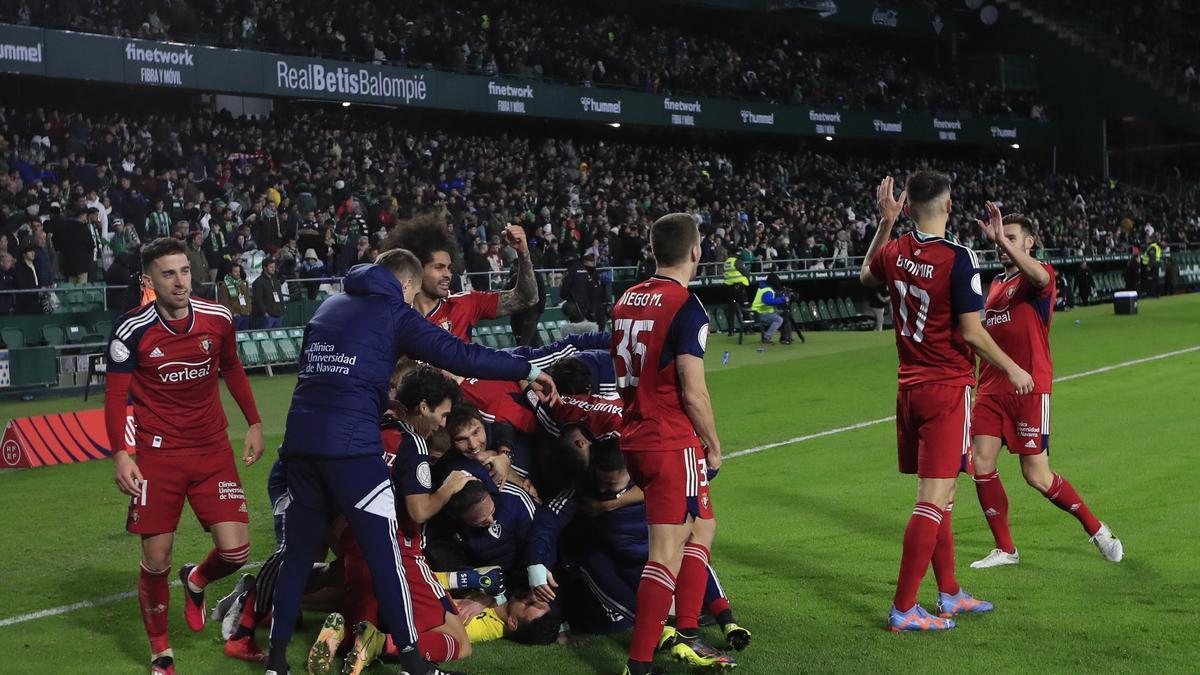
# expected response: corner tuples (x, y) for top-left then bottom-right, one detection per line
(978, 201), (1051, 289)
(496, 224), (538, 316)
(860, 176), (907, 288)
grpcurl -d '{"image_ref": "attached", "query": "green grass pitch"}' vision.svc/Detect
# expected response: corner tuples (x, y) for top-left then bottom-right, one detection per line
(1, 294), (1197, 673)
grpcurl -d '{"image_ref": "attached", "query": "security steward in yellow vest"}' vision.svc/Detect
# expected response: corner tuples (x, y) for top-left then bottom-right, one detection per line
(723, 255), (751, 336)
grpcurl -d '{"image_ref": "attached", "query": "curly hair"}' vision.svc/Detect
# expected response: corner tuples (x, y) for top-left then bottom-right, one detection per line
(380, 214), (460, 267)
(396, 364), (461, 413)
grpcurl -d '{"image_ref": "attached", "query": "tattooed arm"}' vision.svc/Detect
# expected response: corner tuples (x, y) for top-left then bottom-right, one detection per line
(497, 224), (539, 316)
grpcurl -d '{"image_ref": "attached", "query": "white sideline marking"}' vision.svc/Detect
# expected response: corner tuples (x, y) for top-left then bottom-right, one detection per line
(0, 561), (263, 628)
(0, 345), (1196, 629)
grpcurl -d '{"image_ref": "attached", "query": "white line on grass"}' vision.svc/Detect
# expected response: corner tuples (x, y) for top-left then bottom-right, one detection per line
(725, 344), (1199, 460)
(0, 561), (263, 628)
(1, 345), (1196, 629)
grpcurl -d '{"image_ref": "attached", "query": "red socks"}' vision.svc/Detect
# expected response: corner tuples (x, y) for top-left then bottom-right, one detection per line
(1045, 473), (1102, 536)
(973, 470), (1016, 553)
(628, 561), (676, 663)
(930, 502), (960, 596)
(190, 543), (250, 589)
(418, 632), (463, 662)
(139, 562), (171, 654)
(892, 502), (943, 612)
(674, 543), (710, 631)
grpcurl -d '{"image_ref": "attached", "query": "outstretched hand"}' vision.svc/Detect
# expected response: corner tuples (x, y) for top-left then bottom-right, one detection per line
(976, 201), (1006, 245)
(877, 176), (907, 224)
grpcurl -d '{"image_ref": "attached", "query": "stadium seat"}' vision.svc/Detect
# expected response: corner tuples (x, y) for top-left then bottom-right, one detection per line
(816, 299), (834, 323)
(1, 326), (25, 349)
(253, 331), (281, 362)
(237, 332), (263, 367)
(65, 325), (86, 344)
(537, 323), (553, 345)
(498, 325), (516, 348)
(474, 325), (495, 347)
(42, 324), (65, 346)
(271, 329), (298, 361)
(289, 327), (304, 353)
(93, 320), (113, 339)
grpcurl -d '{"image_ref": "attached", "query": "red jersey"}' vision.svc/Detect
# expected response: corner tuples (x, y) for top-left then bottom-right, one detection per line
(868, 231), (984, 389)
(106, 298), (241, 453)
(424, 290), (500, 342)
(382, 419), (434, 552)
(460, 377), (538, 435)
(611, 275), (709, 452)
(536, 393), (624, 441)
(978, 264), (1056, 394)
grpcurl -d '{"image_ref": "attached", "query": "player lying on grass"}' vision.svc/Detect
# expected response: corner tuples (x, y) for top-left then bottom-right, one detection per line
(104, 237), (265, 675)
(860, 173), (1034, 633)
(969, 206), (1123, 569)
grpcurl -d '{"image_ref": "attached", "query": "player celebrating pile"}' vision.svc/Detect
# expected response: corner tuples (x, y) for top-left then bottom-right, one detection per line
(612, 214), (735, 673)
(105, 237), (265, 674)
(860, 173), (1034, 632)
(969, 205), (1123, 569)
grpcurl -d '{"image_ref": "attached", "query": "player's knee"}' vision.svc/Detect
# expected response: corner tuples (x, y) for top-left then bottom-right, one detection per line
(1022, 469), (1053, 493)
(141, 550), (172, 571)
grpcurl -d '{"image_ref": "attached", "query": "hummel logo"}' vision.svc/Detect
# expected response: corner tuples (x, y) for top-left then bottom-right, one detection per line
(149, 347), (165, 358)
(984, 508), (999, 517)
(1024, 439), (1037, 448)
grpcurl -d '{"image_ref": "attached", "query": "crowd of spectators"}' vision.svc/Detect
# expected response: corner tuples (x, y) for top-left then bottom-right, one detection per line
(0, 0), (1044, 117)
(2, 102), (1197, 315)
(1019, 0), (1200, 102)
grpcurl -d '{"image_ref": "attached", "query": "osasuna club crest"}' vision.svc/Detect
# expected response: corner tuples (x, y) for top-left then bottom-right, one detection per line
(199, 337), (213, 353)
(1006, 286), (1017, 298)
(440, 320), (453, 332)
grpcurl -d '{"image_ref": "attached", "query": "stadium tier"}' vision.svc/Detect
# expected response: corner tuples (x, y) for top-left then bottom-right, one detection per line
(1, 3), (1198, 674)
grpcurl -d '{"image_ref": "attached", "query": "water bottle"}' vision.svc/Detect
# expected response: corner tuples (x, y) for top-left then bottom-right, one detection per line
(722, 351), (730, 365)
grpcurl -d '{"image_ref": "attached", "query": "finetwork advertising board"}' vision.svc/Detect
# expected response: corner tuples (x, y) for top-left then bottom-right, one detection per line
(0, 23), (1052, 146)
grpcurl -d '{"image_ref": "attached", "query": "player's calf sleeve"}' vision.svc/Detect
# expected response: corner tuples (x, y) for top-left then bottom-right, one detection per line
(674, 543), (710, 632)
(191, 543), (251, 590)
(892, 502), (943, 612)
(416, 632), (465, 662)
(1044, 473), (1102, 536)
(138, 562), (171, 654)
(930, 502), (960, 596)
(973, 470), (1016, 553)
(629, 561), (676, 663)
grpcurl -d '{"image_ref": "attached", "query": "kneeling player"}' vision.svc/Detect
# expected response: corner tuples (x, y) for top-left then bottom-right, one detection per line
(969, 208), (1122, 568)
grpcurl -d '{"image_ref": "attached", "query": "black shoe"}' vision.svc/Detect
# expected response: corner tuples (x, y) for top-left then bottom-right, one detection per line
(780, 338), (793, 345)
(150, 655), (174, 674)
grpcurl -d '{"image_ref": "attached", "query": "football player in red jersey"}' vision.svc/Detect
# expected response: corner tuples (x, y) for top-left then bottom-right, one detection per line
(969, 206), (1123, 569)
(383, 216), (538, 341)
(104, 237), (265, 675)
(613, 214), (735, 674)
(860, 174), (1034, 633)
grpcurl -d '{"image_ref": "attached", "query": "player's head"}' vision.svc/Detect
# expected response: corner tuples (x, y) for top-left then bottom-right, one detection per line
(506, 592), (564, 645)
(397, 365), (461, 436)
(141, 236), (191, 312)
(375, 248), (424, 305)
(382, 215), (459, 300)
(447, 402), (488, 457)
(904, 171), (952, 226)
(544, 357), (592, 396)
(548, 427), (591, 484)
(651, 213), (701, 281)
(446, 479), (495, 527)
(387, 357), (418, 402)
(590, 437), (632, 496)
(999, 214), (1037, 268)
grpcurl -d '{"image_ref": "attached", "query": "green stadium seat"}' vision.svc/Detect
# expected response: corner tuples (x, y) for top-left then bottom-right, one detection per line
(498, 325), (515, 348)
(816, 299), (833, 322)
(271, 329), (298, 361)
(289, 327), (305, 353)
(237, 332), (263, 367)
(253, 331), (281, 362)
(1, 327), (25, 349)
(830, 298), (849, 321)
(65, 325), (86, 343)
(841, 297), (859, 319)
(474, 325), (494, 347)
(42, 324), (65, 346)
(537, 323), (553, 345)
(94, 320), (113, 339)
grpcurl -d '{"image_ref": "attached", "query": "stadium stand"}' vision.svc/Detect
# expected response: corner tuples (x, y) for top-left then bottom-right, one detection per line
(0, 0), (1044, 117)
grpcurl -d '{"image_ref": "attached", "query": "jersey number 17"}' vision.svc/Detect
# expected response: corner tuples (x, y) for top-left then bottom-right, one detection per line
(893, 280), (930, 342)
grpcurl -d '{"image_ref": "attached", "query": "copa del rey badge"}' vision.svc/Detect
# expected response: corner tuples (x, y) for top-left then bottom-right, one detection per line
(199, 337), (213, 353)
